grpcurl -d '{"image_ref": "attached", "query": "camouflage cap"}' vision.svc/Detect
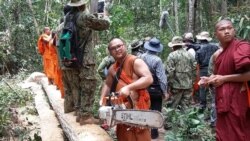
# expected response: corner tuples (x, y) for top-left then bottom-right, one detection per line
(168, 36), (185, 48)
(183, 32), (194, 40)
(196, 31), (212, 41)
(68, 0), (89, 7)
(130, 40), (143, 50)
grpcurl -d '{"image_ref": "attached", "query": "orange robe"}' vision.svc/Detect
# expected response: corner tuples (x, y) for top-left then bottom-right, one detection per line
(37, 34), (53, 79)
(49, 38), (65, 98)
(113, 55), (151, 141)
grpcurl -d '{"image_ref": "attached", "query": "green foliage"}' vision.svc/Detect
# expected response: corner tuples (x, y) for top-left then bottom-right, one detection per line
(163, 107), (215, 141)
(0, 77), (32, 137)
(0, 0), (67, 74)
(231, 15), (250, 40)
(109, 4), (134, 38)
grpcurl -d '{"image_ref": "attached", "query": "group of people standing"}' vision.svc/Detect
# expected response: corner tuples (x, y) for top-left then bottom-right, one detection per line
(38, 0), (110, 126)
(37, 0), (250, 140)
(99, 19), (250, 141)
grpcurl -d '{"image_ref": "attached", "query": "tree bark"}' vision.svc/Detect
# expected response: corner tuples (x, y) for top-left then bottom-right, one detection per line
(174, 0), (179, 35)
(194, 0), (200, 34)
(26, 0), (40, 36)
(221, 0), (227, 17)
(187, 0), (195, 32)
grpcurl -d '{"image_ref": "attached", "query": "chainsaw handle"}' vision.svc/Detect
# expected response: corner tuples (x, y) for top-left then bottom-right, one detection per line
(108, 92), (133, 109)
(127, 95), (133, 109)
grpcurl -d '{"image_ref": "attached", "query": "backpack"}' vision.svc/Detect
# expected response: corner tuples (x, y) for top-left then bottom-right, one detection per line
(58, 11), (83, 68)
(186, 42), (200, 52)
(141, 54), (163, 95)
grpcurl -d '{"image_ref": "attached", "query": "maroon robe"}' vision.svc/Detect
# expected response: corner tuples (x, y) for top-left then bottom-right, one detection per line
(215, 39), (250, 141)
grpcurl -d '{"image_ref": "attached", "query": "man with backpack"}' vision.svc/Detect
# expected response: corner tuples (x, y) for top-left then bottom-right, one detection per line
(60, 0), (109, 125)
(141, 37), (168, 139)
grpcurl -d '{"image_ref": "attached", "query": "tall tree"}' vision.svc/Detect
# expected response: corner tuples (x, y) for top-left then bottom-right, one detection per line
(221, 0), (227, 17)
(26, 0), (39, 36)
(187, 0), (195, 32)
(174, 0), (179, 34)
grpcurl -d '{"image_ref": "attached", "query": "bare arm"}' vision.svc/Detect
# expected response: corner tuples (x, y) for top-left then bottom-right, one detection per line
(207, 71), (250, 87)
(119, 59), (153, 96)
(42, 34), (51, 42)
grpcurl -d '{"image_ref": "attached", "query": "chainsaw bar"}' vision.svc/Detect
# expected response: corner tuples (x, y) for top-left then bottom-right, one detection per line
(113, 109), (164, 128)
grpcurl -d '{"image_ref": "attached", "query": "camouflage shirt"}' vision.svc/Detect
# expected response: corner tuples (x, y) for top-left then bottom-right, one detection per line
(76, 10), (110, 66)
(165, 48), (197, 89)
(97, 55), (115, 80)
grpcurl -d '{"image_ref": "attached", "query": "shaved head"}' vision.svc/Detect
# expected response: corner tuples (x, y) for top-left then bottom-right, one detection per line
(214, 19), (235, 48)
(215, 19), (233, 30)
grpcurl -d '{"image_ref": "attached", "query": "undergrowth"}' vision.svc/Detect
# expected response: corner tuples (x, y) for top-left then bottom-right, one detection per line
(0, 72), (41, 141)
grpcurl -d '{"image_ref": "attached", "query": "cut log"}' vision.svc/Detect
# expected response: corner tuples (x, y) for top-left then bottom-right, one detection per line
(20, 72), (63, 141)
(40, 77), (113, 141)
(32, 84), (64, 141)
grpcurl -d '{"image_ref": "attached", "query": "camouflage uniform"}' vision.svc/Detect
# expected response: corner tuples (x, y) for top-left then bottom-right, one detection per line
(97, 55), (114, 80)
(165, 48), (197, 109)
(63, 9), (109, 120)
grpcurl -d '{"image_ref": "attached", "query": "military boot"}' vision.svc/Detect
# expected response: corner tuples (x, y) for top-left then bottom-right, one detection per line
(79, 115), (100, 125)
(64, 103), (74, 113)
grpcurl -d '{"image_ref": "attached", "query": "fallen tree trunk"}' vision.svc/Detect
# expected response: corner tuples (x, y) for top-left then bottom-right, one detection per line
(33, 84), (64, 141)
(21, 72), (64, 141)
(40, 77), (112, 141)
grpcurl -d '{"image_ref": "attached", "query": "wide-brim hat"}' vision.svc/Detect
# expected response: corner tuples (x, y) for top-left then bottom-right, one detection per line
(144, 37), (163, 53)
(196, 31), (212, 41)
(168, 36), (185, 48)
(68, 0), (88, 7)
(183, 32), (194, 40)
(130, 40), (143, 50)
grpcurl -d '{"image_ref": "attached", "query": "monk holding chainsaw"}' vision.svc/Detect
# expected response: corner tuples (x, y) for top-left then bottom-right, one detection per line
(100, 37), (153, 141)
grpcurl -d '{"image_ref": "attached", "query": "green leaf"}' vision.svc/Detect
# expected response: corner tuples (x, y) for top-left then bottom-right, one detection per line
(239, 17), (245, 28)
(243, 28), (249, 39)
(191, 119), (200, 125)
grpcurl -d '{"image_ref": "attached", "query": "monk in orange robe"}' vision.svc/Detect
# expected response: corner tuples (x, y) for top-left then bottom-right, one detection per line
(37, 27), (53, 84)
(49, 33), (65, 98)
(100, 38), (153, 141)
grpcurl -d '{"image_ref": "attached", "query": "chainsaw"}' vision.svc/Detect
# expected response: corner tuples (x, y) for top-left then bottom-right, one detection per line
(98, 92), (164, 129)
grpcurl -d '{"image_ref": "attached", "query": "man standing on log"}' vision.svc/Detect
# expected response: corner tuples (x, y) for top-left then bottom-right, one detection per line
(37, 27), (53, 84)
(201, 19), (250, 141)
(100, 38), (153, 141)
(62, 0), (109, 125)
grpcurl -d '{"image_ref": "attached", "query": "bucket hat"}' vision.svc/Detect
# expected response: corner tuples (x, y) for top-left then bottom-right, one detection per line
(168, 36), (185, 47)
(130, 40), (143, 50)
(144, 37), (163, 53)
(196, 31), (212, 41)
(183, 32), (194, 40)
(68, 0), (88, 7)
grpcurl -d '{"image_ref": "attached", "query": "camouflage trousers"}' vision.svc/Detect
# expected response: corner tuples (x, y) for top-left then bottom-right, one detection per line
(62, 65), (97, 118)
(163, 88), (192, 129)
(169, 88), (192, 110)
